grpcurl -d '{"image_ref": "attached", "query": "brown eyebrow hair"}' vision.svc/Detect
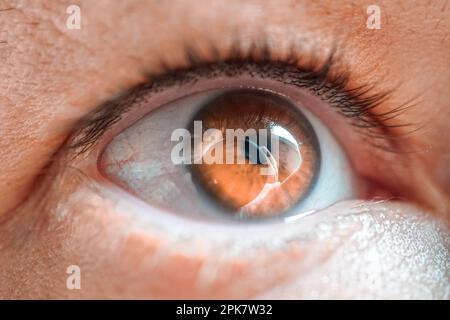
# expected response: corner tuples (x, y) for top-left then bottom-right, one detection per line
(67, 39), (410, 156)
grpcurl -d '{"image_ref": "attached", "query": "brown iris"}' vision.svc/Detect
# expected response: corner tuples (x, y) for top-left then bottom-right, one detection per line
(188, 90), (320, 218)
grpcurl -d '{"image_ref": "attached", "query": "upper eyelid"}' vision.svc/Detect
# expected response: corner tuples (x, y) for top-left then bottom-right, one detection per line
(67, 41), (401, 155)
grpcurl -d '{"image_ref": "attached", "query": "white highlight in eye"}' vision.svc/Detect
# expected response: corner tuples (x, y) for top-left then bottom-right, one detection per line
(271, 125), (296, 145)
(269, 124), (302, 179)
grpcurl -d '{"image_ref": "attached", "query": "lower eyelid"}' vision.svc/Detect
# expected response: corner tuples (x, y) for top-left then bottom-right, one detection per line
(50, 186), (340, 297)
(44, 180), (449, 298)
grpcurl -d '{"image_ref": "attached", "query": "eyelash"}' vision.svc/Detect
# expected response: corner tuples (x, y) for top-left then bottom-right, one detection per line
(68, 41), (407, 155)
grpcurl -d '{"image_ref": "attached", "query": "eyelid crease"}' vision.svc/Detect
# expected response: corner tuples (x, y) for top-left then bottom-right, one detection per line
(67, 40), (407, 156)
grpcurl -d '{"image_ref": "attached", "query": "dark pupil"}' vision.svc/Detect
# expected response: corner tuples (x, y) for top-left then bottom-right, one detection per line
(244, 135), (271, 165)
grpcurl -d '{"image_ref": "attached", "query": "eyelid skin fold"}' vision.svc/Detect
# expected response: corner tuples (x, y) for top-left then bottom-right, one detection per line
(68, 41), (403, 156)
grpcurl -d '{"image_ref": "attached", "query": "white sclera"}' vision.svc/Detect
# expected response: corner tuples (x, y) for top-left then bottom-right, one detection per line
(101, 89), (356, 221)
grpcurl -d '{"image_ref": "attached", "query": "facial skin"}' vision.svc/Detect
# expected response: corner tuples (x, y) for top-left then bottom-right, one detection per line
(0, 0), (449, 299)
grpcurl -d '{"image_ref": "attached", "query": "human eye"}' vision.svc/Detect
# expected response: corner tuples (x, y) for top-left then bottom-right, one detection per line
(100, 87), (352, 221)
(70, 46), (409, 222)
(2, 0), (449, 300)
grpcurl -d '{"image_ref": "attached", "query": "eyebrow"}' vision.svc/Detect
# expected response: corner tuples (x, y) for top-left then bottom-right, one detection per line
(68, 40), (404, 155)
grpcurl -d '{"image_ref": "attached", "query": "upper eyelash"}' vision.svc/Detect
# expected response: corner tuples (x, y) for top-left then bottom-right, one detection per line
(68, 40), (409, 155)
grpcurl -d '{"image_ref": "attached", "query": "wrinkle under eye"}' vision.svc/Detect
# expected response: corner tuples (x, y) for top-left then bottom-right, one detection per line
(188, 90), (320, 218)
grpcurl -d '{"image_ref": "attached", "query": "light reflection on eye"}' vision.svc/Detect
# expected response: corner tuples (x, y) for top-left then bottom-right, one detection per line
(99, 88), (356, 221)
(188, 90), (319, 218)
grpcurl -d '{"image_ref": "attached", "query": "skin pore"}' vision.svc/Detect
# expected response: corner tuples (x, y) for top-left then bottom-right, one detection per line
(0, 0), (449, 298)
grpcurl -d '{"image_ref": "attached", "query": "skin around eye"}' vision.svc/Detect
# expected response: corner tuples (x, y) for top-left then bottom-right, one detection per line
(0, 0), (448, 301)
(99, 86), (356, 221)
(188, 90), (319, 218)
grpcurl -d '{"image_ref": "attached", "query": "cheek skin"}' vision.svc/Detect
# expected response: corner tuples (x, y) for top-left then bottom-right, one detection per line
(0, 180), (448, 299)
(259, 204), (450, 299)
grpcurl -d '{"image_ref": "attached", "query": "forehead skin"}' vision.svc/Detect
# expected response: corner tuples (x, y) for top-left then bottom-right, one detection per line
(0, 0), (449, 217)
